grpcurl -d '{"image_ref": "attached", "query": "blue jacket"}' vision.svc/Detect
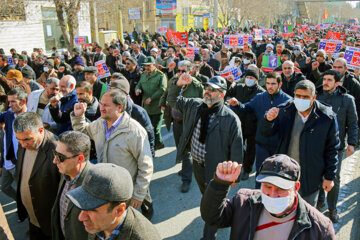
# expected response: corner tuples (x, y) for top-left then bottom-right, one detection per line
(50, 90), (78, 135)
(260, 100), (340, 196)
(0, 110), (16, 163)
(232, 89), (291, 151)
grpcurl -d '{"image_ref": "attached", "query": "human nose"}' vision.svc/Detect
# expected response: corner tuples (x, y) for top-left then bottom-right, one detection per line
(78, 210), (88, 221)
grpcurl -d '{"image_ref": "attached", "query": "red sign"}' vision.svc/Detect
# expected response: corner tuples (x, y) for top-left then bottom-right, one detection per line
(166, 32), (188, 46)
(324, 42), (337, 53)
(229, 37), (238, 46)
(326, 31), (346, 41)
(167, 28), (176, 33)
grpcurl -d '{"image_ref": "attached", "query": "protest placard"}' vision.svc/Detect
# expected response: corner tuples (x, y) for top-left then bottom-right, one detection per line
(185, 47), (200, 59)
(262, 29), (275, 36)
(326, 31), (346, 41)
(224, 35), (253, 48)
(7, 56), (13, 65)
(75, 36), (88, 45)
(220, 66), (241, 82)
(166, 32), (188, 46)
(261, 55), (281, 72)
(128, 9), (141, 20)
(254, 29), (262, 40)
(158, 26), (167, 33)
(344, 46), (360, 70)
(318, 39), (343, 53)
(95, 60), (111, 80)
(281, 24), (294, 36)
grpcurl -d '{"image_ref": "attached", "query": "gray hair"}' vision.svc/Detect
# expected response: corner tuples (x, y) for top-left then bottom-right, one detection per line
(178, 60), (193, 72)
(13, 112), (43, 133)
(283, 60), (294, 68)
(7, 88), (27, 101)
(334, 58), (347, 68)
(58, 131), (91, 161)
(46, 77), (60, 86)
(103, 89), (127, 112)
(295, 80), (316, 96)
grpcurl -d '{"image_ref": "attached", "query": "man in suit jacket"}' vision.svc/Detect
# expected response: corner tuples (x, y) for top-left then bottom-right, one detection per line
(14, 112), (60, 239)
(51, 131), (92, 240)
(66, 163), (161, 240)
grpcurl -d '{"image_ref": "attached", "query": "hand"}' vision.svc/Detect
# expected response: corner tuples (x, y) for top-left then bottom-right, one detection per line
(294, 61), (300, 68)
(266, 107), (279, 121)
(145, 98), (151, 105)
(216, 161), (242, 183)
(346, 145), (355, 157)
(228, 97), (239, 107)
(49, 96), (59, 107)
(73, 102), (87, 116)
(354, 68), (359, 78)
(227, 75), (234, 83)
(312, 61), (319, 70)
(130, 198), (143, 209)
(157, 65), (163, 70)
(306, 57), (311, 64)
(323, 179), (334, 192)
(161, 106), (165, 111)
(43, 122), (50, 129)
(169, 61), (176, 71)
(177, 73), (192, 86)
(135, 89), (142, 96)
(327, 52), (332, 61)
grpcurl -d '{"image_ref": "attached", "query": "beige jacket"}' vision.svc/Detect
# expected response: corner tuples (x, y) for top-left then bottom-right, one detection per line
(71, 111), (153, 201)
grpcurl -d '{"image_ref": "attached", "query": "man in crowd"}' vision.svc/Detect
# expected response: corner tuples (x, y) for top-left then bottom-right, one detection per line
(226, 69), (265, 180)
(0, 55), (14, 75)
(37, 59), (58, 87)
(84, 66), (106, 101)
(316, 70), (358, 222)
(201, 155), (335, 239)
(132, 42), (146, 66)
(49, 75), (78, 135)
(66, 163), (161, 239)
(16, 54), (36, 80)
(51, 131), (92, 240)
(261, 80), (340, 206)
(176, 75), (243, 239)
(119, 57), (143, 106)
(71, 89), (154, 219)
(22, 67), (43, 92)
(306, 49), (332, 83)
(135, 56), (167, 150)
(71, 58), (86, 82)
(0, 69), (31, 95)
(0, 88), (28, 201)
(27, 77), (60, 132)
(75, 81), (101, 122)
(162, 60), (204, 193)
(14, 112), (60, 239)
(280, 60), (306, 97)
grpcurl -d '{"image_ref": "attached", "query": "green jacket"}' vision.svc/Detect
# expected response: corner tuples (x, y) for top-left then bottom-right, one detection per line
(136, 69), (167, 115)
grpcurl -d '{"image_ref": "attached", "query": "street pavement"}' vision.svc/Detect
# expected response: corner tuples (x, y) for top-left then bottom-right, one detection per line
(1, 125), (360, 239)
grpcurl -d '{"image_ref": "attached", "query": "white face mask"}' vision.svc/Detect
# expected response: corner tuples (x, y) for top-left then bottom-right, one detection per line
(243, 58), (251, 65)
(294, 97), (312, 112)
(261, 192), (293, 215)
(245, 78), (256, 87)
(43, 66), (49, 72)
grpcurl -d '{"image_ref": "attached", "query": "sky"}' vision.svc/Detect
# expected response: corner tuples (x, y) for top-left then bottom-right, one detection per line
(348, 1), (359, 7)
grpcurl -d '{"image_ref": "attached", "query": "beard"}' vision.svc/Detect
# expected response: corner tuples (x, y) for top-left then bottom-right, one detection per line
(203, 93), (222, 105)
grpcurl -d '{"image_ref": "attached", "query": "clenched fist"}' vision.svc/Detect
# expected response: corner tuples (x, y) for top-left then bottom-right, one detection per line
(312, 61), (319, 70)
(228, 98), (239, 107)
(266, 107), (279, 121)
(216, 161), (242, 183)
(169, 61), (176, 71)
(74, 102), (87, 117)
(49, 96), (60, 107)
(177, 73), (192, 86)
(135, 89), (142, 96)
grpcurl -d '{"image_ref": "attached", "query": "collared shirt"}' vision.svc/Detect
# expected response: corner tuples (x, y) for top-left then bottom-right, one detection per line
(297, 105), (313, 123)
(96, 211), (127, 240)
(191, 114), (215, 164)
(59, 164), (86, 235)
(103, 114), (124, 140)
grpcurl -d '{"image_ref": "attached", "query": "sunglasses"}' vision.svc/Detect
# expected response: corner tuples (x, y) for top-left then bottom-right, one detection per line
(177, 69), (186, 74)
(204, 86), (217, 92)
(53, 150), (79, 163)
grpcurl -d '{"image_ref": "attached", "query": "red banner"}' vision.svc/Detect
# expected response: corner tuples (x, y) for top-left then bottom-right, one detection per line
(167, 28), (176, 33)
(166, 32), (188, 46)
(326, 31), (346, 41)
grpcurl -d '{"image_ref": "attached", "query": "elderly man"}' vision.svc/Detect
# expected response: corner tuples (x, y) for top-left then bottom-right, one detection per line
(51, 131), (92, 240)
(14, 112), (60, 239)
(176, 75), (243, 239)
(280, 60), (306, 97)
(261, 80), (340, 206)
(136, 56), (167, 150)
(49, 75), (78, 135)
(71, 89), (154, 219)
(66, 163), (161, 240)
(84, 66), (106, 101)
(201, 155), (335, 239)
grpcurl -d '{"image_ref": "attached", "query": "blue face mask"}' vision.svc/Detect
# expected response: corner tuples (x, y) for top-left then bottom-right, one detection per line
(294, 50), (300, 55)
(294, 97), (311, 112)
(245, 78), (256, 87)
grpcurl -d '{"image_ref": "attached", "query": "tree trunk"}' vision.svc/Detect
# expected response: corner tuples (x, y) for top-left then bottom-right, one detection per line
(54, 2), (71, 51)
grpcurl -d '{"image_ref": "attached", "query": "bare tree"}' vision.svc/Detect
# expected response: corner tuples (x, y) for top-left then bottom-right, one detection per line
(53, 0), (82, 52)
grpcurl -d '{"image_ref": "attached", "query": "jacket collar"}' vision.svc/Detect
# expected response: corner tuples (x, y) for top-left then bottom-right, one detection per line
(61, 89), (77, 103)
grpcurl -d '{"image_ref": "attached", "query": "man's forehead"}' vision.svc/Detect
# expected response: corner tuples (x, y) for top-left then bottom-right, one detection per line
(262, 182), (290, 191)
(294, 89), (312, 96)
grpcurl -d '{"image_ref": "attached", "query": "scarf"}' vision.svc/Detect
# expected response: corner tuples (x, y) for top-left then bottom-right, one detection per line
(198, 100), (223, 144)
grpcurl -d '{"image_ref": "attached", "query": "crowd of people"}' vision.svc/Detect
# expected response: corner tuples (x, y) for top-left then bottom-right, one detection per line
(0, 23), (359, 240)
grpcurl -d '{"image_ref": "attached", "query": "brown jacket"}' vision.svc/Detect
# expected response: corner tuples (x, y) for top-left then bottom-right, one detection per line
(201, 180), (336, 240)
(51, 162), (92, 240)
(16, 130), (60, 237)
(0, 74), (31, 97)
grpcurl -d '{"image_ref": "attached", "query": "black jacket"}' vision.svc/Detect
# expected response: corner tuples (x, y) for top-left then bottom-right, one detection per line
(281, 72), (307, 97)
(317, 85), (358, 149)
(305, 61), (332, 84)
(0, 64), (14, 75)
(92, 80), (106, 101)
(260, 100), (340, 196)
(119, 67), (143, 106)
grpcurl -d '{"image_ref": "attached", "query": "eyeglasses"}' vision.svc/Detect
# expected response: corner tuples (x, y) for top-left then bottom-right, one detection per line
(125, 62), (131, 65)
(53, 150), (78, 163)
(204, 86), (217, 92)
(177, 69), (186, 74)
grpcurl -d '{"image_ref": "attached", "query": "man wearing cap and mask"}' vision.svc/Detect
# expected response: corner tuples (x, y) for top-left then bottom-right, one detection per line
(261, 80), (340, 207)
(66, 163), (161, 240)
(176, 75), (243, 239)
(37, 59), (58, 88)
(200, 155), (336, 240)
(227, 69), (265, 181)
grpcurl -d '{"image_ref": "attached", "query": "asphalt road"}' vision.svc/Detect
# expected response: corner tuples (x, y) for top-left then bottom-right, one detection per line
(1, 126), (359, 239)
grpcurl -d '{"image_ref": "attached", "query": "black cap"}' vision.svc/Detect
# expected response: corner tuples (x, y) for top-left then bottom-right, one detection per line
(84, 66), (98, 74)
(194, 53), (203, 62)
(245, 69), (259, 80)
(256, 154), (300, 190)
(205, 76), (227, 90)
